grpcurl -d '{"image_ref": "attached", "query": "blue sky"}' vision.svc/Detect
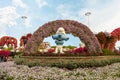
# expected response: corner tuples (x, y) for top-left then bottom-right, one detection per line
(0, 0), (120, 48)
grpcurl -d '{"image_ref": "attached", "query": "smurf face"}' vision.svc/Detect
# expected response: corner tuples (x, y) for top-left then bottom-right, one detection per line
(57, 27), (65, 34)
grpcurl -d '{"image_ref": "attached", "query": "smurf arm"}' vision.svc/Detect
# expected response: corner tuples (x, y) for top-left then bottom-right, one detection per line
(64, 37), (69, 41)
(52, 35), (58, 40)
(62, 35), (69, 41)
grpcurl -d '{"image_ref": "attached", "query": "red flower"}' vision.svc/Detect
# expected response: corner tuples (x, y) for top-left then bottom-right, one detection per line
(74, 48), (85, 53)
(48, 48), (55, 53)
(0, 50), (10, 58)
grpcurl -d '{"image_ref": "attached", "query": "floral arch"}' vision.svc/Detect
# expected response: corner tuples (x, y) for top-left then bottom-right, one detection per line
(110, 27), (120, 51)
(24, 20), (102, 55)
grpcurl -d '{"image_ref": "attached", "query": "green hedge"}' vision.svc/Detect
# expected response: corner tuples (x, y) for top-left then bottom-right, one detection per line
(14, 56), (120, 70)
(14, 56), (40, 67)
(49, 58), (120, 70)
(10, 52), (23, 58)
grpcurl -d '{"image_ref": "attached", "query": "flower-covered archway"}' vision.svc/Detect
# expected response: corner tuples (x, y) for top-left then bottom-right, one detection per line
(109, 28), (120, 51)
(24, 20), (102, 55)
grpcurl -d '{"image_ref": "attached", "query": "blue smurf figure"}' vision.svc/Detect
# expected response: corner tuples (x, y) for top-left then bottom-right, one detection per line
(52, 27), (69, 54)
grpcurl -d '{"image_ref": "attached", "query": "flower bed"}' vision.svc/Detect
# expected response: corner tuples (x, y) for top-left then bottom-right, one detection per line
(0, 50), (10, 58)
(1, 61), (120, 80)
(24, 47), (89, 56)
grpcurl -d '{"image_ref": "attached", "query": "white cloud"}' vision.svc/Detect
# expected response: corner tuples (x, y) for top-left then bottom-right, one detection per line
(57, 1), (120, 33)
(0, 26), (7, 37)
(12, 0), (27, 8)
(57, 1), (120, 48)
(57, 4), (81, 21)
(78, 0), (120, 48)
(35, 0), (48, 8)
(85, 0), (102, 8)
(0, 6), (20, 37)
(79, 0), (120, 33)
(0, 6), (20, 26)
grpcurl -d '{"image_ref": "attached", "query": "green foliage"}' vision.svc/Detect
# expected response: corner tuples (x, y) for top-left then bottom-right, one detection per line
(51, 46), (56, 48)
(63, 45), (77, 49)
(26, 61), (40, 67)
(102, 49), (116, 55)
(14, 56), (26, 65)
(14, 56), (40, 67)
(10, 52), (23, 58)
(49, 58), (120, 69)
(51, 45), (77, 49)
(14, 56), (120, 70)
(3, 47), (13, 51)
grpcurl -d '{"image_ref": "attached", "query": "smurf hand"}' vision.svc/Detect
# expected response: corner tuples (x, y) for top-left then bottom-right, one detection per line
(65, 37), (69, 41)
(52, 35), (55, 39)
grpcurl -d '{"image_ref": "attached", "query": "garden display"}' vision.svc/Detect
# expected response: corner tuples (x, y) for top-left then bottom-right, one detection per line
(0, 1), (120, 79)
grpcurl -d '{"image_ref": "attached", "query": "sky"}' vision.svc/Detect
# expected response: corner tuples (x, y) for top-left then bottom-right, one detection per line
(0, 0), (120, 48)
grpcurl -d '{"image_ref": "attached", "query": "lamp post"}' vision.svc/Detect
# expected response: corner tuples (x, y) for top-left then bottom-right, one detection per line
(85, 12), (91, 26)
(21, 16), (27, 25)
(21, 16), (27, 19)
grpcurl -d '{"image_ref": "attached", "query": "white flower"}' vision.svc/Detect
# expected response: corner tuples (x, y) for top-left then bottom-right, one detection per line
(1, 61), (120, 79)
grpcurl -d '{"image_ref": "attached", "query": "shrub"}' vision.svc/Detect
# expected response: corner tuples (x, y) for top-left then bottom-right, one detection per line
(48, 58), (120, 70)
(14, 56), (120, 70)
(14, 56), (40, 67)
(14, 56), (26, 65)
(65, 61), (78, 70)
(26, 61), (40, 67)
(102, 49), (116, 55)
